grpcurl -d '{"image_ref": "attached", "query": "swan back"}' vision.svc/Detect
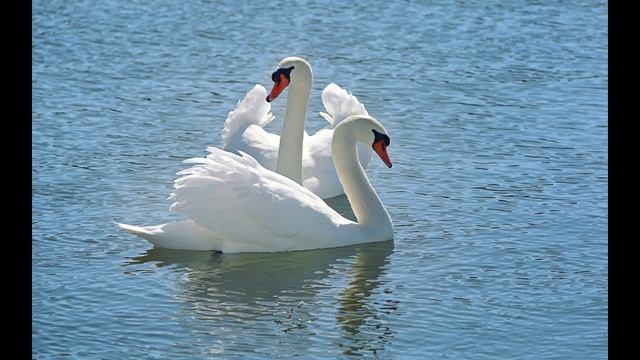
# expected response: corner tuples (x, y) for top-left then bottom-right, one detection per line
(169, 147), (354, 252)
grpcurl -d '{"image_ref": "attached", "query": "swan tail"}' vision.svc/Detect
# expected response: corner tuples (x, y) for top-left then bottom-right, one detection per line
(320, 83), (368, 127)
(114, 220), (225, 251)
(222, 84), (275, 148)
(115, 222), (161, 240)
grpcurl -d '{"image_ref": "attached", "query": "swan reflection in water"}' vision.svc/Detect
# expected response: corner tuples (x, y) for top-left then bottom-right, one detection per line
(124, 227), (396, 357)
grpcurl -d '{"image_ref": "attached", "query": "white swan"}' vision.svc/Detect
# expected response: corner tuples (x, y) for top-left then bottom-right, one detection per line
(116, 115), (393, 253)
(222, 56), (372, 199)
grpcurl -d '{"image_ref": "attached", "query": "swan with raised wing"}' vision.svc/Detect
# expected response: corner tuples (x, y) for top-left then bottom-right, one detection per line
(117, 115), (393, 252)
(222, 56), (372, 199)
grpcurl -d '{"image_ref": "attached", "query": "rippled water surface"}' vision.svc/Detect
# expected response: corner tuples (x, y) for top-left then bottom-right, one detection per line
(33, 0), (607, 358)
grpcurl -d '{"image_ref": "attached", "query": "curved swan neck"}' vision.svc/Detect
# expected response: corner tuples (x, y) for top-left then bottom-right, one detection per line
(332, 122), (392, 229)
(276, 61), (312, 184)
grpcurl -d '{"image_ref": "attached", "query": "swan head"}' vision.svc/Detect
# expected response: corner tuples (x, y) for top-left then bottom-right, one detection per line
(266, 56), (312, 102)
(343, 115), (392, 168)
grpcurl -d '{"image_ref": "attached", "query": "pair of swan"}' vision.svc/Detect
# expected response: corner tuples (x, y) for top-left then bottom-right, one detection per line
(222, 57), (372, 199)
(117, 57), (394, 253)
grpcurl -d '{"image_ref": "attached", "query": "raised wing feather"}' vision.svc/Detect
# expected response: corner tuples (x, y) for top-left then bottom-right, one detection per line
(222, 85), (275, 148)
(170, 147), (351, 252)
(318, 83), (369, 127)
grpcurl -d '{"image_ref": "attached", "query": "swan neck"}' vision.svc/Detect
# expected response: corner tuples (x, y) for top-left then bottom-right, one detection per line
(332, 127), (391, 228)
(275, 71), (312, 184)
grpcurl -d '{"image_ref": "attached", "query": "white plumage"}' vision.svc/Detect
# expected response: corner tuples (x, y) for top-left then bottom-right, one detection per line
(117, 115), (394, 253)
(222, 72), (371, 199)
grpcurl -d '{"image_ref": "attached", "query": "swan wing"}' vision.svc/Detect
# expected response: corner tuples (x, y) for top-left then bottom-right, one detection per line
(170, 147), (351, 252)
(302, 83), (373, 198)
(318, 112), (334, 124)
(319, 82), (368, 127)
(221, 84), (275, 149)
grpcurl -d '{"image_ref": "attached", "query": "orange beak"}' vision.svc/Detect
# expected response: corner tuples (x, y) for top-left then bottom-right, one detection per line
(266, 74), (290, 102)
(373, 140), (392, 168)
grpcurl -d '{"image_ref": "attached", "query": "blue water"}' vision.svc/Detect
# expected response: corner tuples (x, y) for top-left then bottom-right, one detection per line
(32, 0), (608, 358)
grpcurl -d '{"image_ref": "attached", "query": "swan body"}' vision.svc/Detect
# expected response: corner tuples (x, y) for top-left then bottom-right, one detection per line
(117, 115), (393, 253)
(222, 57), (372, 199)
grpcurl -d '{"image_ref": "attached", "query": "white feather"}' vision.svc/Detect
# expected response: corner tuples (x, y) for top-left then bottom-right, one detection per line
(117, 116), (394, 253)
(224, 82), (372, 199)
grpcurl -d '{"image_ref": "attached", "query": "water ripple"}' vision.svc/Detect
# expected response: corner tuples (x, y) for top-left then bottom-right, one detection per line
(33, 0), (607, 358)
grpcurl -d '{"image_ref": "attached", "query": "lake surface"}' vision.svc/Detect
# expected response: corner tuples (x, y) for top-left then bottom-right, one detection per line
(32, 0), (608, 358)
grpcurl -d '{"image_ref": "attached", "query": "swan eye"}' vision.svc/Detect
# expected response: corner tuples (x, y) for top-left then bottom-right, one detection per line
(271, 66), (295, 83)
(372, 129), (390, 147)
